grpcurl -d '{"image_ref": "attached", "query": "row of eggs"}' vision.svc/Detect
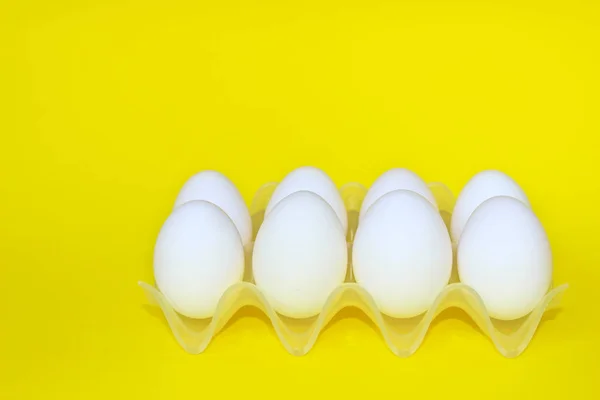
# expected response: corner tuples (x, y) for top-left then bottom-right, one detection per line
(153, 167), (552, 321)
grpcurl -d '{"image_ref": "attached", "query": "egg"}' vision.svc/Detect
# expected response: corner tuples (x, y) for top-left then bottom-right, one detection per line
(451, 170), (529, 244)
(457, 196), (552, 320)
(352, 190), (452, 318)
(174, 170), (252, 247)
(154, 200), (245, 319)
(265, 166), (348, 233)
(359, 168), (437, 220)
(253, 191), (347, 318)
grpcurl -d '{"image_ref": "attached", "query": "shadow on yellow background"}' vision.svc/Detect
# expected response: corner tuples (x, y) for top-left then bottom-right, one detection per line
(1, 0), (599, 398)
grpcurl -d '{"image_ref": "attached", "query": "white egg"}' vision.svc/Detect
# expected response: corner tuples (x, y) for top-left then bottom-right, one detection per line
(265, 166), (348, 233)
(451, 170), (529, 244)
(458, 196), (552, 320)
(253, 191), (347, 318)
(359, 168), (437, 220)
(352, 190), (452, 318)
(174, 170), (252, 247)
(154, 200), (245, 319)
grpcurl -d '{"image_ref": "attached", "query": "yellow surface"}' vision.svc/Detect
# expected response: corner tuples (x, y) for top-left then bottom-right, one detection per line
(1, 0), (599, 398)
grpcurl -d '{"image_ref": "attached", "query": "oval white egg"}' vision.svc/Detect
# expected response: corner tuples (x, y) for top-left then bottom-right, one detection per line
(457, 196), (552, 320)
(451, 170), (529, 244)
(154, 200), (245, 319)
(359, 168), (437, 220)
(352, 190), (452, 318)
(174, 170), (252, 247)
(265, 166), (348, 233)
(253, 191), (347, 318)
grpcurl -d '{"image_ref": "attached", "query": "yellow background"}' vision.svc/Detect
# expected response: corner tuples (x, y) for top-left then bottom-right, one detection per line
(1, 0), (599, 398)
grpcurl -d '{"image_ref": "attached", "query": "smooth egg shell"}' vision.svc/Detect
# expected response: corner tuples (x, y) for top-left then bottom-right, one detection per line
(154, 200), (245, 319)
(359, 168), (437, 220)
(265, 166), (348, 233)
(457, 196), (552, 320)
(352, 189), (453, 318)
(451, 170), (529, 244)
(253, 191), (348, 318)
(174, 170), (252, 246)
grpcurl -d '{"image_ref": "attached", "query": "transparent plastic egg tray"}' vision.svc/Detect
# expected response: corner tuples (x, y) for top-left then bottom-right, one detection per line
(139, 181), (568, 357)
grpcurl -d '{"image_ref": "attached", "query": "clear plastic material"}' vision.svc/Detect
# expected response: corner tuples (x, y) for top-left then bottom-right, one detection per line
(139, 182), (568, 357)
